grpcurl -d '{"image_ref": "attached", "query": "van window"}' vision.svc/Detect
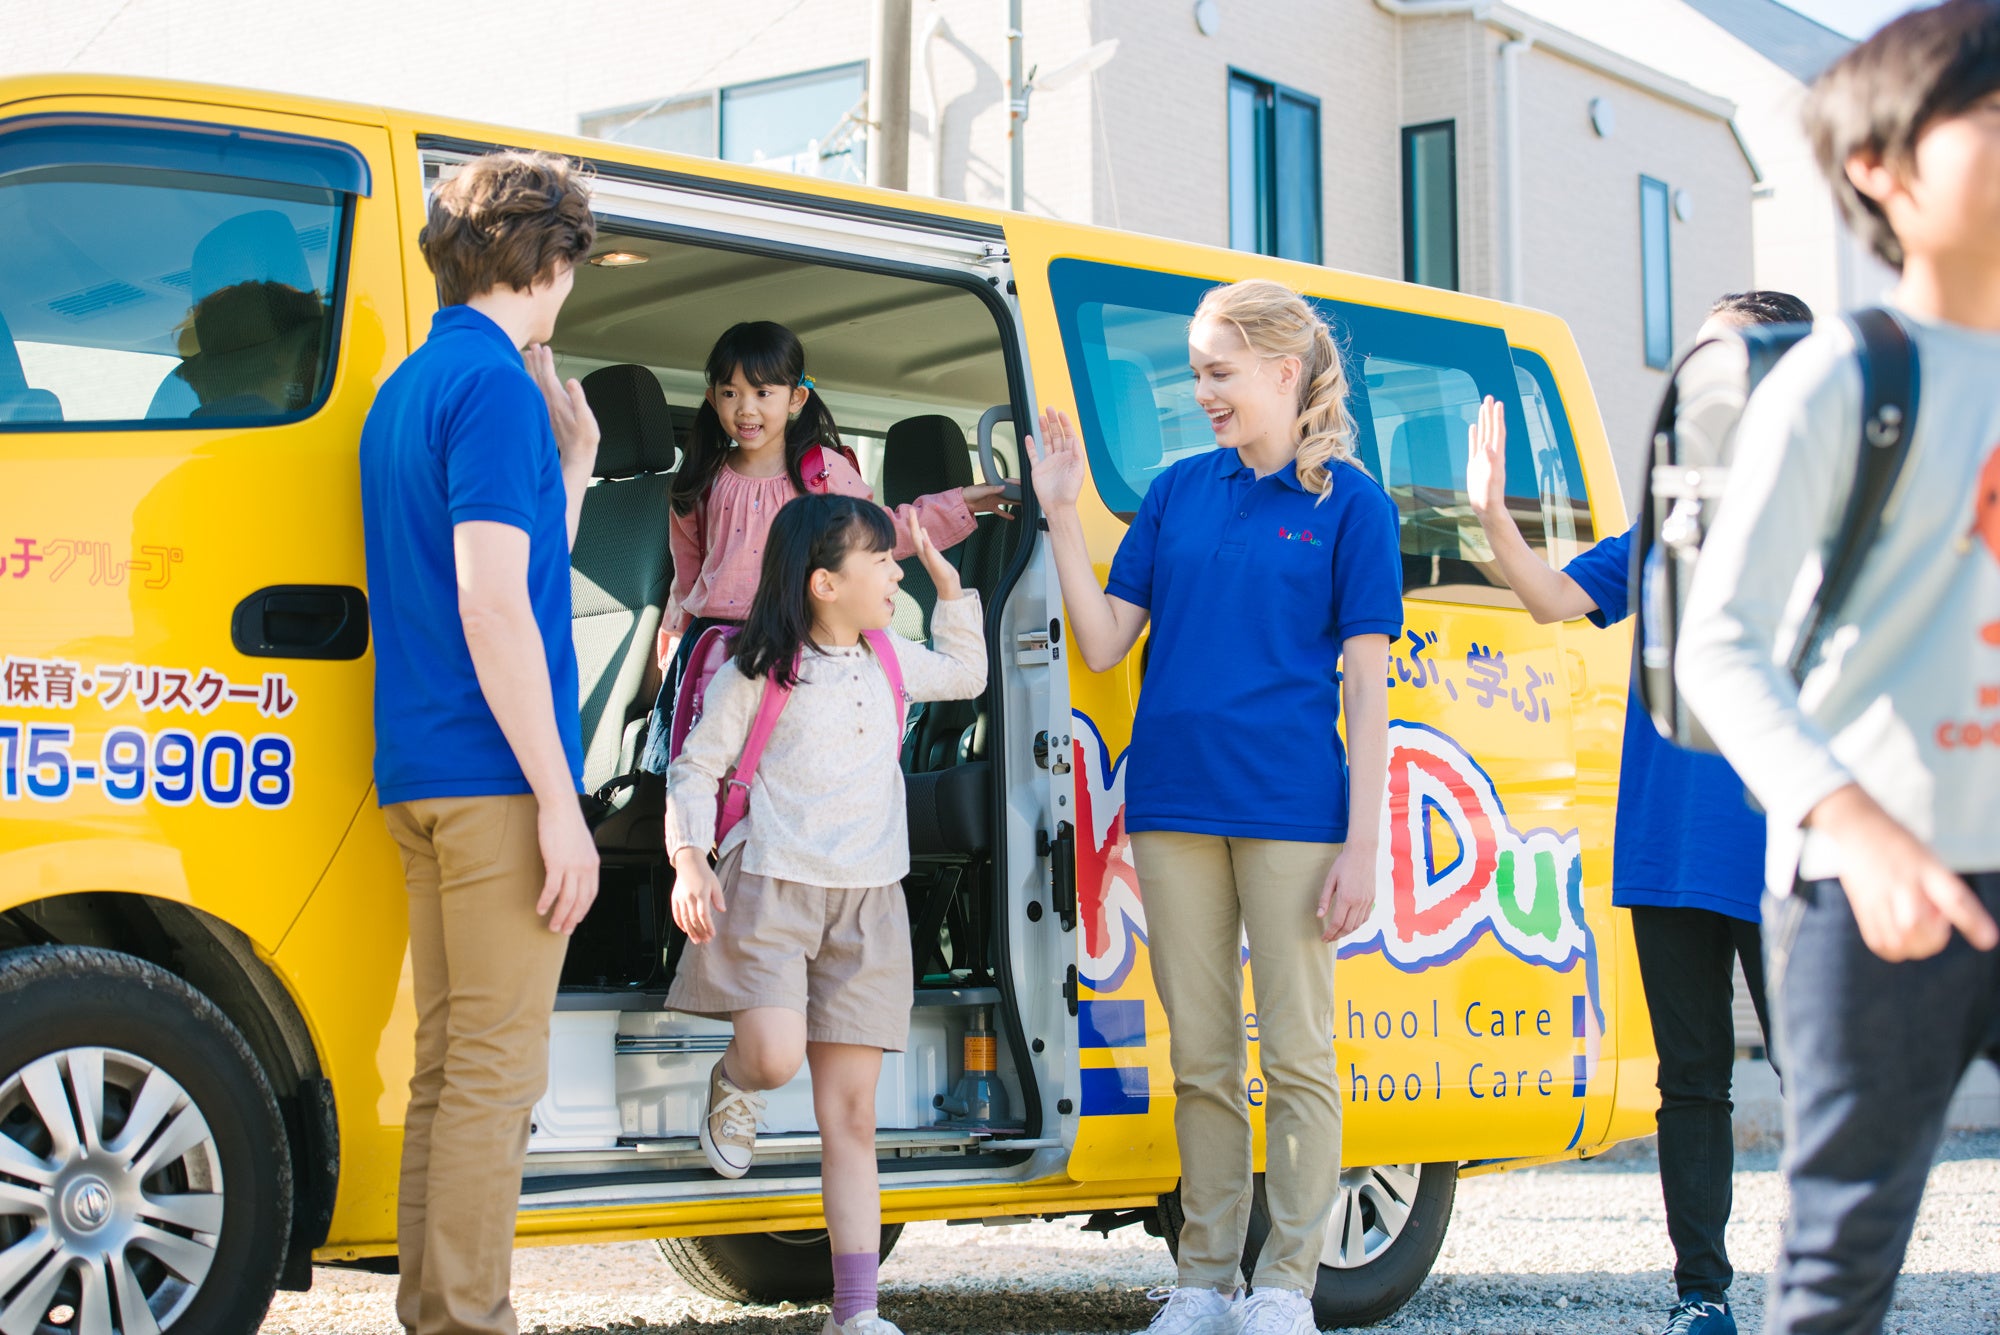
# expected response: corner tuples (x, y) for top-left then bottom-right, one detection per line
(0, 124), (353, 429)
(1046, 258), (1592, 600)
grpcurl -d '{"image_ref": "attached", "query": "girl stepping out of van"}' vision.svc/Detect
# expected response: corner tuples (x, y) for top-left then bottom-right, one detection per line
(640, 319), (1013, 773)
(663, 494), (987, 1335)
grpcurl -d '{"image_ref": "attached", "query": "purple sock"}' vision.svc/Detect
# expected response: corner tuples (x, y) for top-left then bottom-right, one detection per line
(831, 1250), (878, 1325)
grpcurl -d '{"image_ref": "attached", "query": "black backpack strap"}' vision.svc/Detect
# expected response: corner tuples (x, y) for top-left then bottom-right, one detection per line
(1787, 307), (1920, 682)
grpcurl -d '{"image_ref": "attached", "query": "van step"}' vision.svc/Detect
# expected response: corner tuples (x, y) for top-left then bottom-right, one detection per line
(619, 1127), (1009, 1157)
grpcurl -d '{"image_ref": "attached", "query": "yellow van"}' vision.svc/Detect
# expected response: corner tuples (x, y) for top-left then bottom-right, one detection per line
(0, 75), (1655, 1333)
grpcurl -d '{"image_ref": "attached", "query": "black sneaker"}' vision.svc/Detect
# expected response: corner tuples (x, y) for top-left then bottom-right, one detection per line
(1663, 1293), (1735, 1335)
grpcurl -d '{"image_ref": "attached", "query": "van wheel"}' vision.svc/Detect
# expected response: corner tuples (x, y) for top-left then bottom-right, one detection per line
(1157, 1163), (1455, 1328)
(0, 946), (291, 1335)
(657, 1223), (904, 1304)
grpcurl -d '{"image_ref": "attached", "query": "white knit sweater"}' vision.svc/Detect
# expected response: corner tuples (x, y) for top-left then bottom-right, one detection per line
(665, 592), (987, 888)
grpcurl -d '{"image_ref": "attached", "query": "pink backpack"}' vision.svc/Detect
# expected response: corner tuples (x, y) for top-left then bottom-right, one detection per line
(664, 441), (904, 841)
(676, 629), (905, 842)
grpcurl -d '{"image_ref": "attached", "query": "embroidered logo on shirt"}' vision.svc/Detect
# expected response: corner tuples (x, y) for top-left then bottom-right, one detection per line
(1277, 526), (1322, 547)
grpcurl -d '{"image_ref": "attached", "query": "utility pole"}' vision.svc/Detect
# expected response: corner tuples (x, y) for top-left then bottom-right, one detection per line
(869, 0), (913, 190)
(1006, 0), (1025, 212)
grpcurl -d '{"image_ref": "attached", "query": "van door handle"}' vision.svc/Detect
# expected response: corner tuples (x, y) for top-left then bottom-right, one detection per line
(231, 585), (370, 660)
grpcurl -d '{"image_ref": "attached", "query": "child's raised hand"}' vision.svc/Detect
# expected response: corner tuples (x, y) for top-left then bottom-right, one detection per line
(911, 523), (964, 601)
(1025, 408), (1086, 513)
(1465, 395), (1507, 521)
(671, 854), (727, 944)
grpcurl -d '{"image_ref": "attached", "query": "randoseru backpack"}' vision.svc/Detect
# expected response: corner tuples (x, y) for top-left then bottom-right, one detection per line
(1632, 308), (1920, 753)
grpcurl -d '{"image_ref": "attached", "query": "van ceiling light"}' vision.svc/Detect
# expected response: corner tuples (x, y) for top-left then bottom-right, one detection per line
(589, 251), (649, 267)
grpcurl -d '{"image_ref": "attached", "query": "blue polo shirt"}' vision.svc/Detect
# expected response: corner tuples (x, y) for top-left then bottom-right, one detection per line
(360, 305), (583, 805)
(1563, 525), (1762, 920)
(1106, 450), (1403, 842)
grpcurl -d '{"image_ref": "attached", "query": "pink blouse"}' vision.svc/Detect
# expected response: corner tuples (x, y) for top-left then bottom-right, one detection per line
(663, 450), (976, 642)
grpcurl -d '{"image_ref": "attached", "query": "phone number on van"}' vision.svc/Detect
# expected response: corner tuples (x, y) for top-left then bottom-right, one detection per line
(0, 721), (294, 809)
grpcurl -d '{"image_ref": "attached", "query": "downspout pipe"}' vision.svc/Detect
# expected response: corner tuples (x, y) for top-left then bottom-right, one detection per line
(1497, 36), (1532, 304)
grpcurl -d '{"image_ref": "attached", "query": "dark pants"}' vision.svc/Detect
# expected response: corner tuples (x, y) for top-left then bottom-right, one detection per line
(1763, 872), (2000, 1335)
(1630, 905), (1775, 1300)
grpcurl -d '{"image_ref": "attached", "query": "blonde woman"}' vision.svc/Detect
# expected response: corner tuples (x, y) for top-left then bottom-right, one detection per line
(1027, 279), (1400, 1335)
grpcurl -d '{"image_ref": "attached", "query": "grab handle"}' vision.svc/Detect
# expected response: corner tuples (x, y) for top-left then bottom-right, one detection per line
(976, 405), (1024, 503)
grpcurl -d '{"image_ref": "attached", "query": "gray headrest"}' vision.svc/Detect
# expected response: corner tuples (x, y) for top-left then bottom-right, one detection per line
(582, 364), (678, 478)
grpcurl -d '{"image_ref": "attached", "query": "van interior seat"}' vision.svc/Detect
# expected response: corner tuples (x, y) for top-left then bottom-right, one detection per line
(0, 308), (62, 424)
(879, 413), (1003, 861)
(571, 364), (678, 804)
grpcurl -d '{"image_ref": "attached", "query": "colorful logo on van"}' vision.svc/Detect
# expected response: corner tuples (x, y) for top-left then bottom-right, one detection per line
(1071, 713), (1597, 1003)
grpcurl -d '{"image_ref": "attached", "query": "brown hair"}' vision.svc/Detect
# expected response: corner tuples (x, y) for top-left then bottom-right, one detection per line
(418, 150), (597, 306)
(1191, 279), (1357, 502)
(1804, 0), (2000, 270)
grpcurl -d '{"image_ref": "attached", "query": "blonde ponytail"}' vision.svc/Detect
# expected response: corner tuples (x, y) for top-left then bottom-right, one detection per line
(1192, 279), (1357, 502)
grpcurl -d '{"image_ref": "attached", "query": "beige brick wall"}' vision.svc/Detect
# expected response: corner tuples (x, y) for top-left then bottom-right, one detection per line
(1512, 45), (1755, 507)
(1396, 14), (1495, 297)
(1083, 0), (1400, 274)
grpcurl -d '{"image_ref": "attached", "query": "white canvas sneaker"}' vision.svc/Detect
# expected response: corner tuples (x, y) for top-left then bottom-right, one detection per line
(822, 1309), (904, 1335)
(1143, 1285), (1244, 1335)
(698, 1058), (764, 1178)
(1238, 1287), (1316, 1335)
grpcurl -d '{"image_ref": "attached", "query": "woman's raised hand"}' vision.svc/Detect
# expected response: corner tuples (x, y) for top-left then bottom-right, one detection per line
(1024, 407), (1087, 513)
(910, 522), (964, 601)
(1464, 394), (1507, 521)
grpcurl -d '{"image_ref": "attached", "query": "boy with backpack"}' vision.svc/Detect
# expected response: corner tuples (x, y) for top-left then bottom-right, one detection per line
(1469, 288), (1809, 1335)
(1676, 4), (2000, 1330)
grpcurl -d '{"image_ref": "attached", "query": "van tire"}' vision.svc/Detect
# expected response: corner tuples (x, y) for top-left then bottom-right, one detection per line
(0, 945), (292, 1334)
(657, 1223), (905, 1303)
(1157, 1163), (1455, 1328)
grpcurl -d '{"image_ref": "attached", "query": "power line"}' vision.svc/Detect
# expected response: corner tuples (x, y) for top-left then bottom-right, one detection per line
(600, 0), (814, 141)
(66, 0), (141, 69)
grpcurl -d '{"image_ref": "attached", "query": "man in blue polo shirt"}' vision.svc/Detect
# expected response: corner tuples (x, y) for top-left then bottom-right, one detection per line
(359, 150), (598, 1335)
(1464, 289), (1806, 1335)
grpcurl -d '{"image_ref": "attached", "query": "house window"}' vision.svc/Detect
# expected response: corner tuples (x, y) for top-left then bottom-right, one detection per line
(1227, 72), (1321, 264)
(1641, 175), (1673, 369)
(1402, 121), (1458, 291)
(581, 62), (868, 183)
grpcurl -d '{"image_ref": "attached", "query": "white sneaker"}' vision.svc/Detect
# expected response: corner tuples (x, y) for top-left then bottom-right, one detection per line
(822, 1310), (903, 1335)
(1144, 1286), (1243, 1335)
(1239, 1287), (1316, 1335)
(698, 1058), (764, 1178)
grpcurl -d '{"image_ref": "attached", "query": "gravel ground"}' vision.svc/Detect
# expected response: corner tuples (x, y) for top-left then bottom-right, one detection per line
(261, 1132), (2000, 1335)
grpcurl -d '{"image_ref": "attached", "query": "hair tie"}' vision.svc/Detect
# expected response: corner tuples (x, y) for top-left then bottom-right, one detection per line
(798, 374), (816, 391)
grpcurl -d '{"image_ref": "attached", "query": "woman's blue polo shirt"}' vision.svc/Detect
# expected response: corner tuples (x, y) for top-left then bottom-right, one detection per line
(1105, 449), (1403, 842)
(1562, 524), (1763, 921)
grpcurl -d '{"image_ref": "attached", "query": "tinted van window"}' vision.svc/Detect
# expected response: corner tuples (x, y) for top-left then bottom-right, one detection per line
(0, 127), (352, 429)
(1046, 259), (1595, 599)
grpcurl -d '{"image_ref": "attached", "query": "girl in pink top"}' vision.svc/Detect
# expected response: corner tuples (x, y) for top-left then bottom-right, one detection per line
(641, 320), (1013, 772)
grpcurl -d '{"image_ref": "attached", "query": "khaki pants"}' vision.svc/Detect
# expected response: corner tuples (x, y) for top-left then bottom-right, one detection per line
(384, 794), (570, 1335)
(1131, 831), (1343, 1295)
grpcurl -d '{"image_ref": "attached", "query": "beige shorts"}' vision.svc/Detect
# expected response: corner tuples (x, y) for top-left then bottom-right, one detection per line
(667, 847), (914, 1051)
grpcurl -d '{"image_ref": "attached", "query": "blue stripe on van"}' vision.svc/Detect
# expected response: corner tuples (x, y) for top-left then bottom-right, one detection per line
(1080, 1066), (1150, 1117)
(1572, 994), (1586, 1038)
(1572, 1054), (1588, 1097)
(1079, 999), (1147, 1048)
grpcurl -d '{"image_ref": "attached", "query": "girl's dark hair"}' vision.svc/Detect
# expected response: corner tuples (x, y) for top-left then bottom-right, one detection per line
(1708, 290), (1814, 327)
(732, 493), (897, 688)
(670, 321), (844, 516)
(1804, 0), (2000, 270)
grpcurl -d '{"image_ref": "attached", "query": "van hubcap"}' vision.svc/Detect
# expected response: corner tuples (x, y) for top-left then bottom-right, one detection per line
(0, 1048), (224, 1332)
(1321, 1163), (1421, 1269)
